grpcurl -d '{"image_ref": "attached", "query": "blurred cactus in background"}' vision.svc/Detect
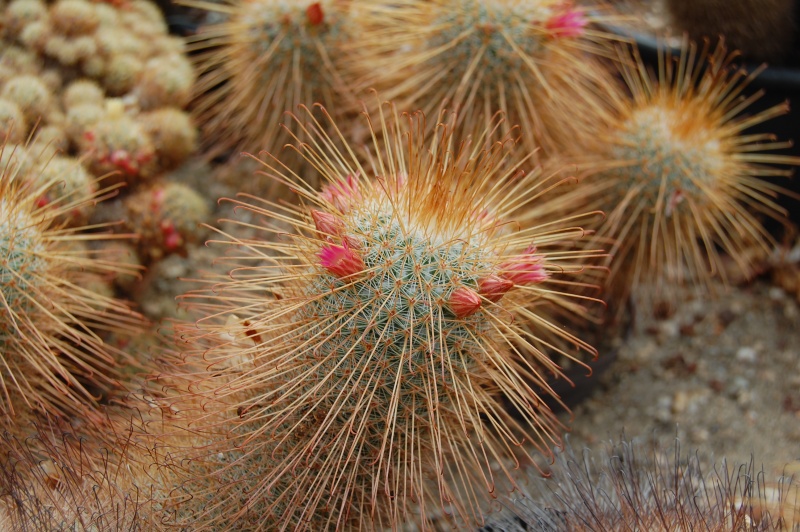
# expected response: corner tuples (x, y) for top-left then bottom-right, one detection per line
(354, 0), (619, 160)
(542, 42), (799, 313)
(186, 0), (362, 163)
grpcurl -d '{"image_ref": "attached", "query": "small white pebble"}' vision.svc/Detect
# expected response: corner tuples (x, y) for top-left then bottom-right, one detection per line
(672, 390), (689, 414)
(659, 319), (680, 338)
(736, 346), (757, 363)
(769, 286), (786, 300)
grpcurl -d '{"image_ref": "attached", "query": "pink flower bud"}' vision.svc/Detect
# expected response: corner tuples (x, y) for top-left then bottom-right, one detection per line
(477, 274), (514, 303)
(319, 242), (364, 279)
(448, 287), (482, 318)
(499, 245), (548, 286)
(545, 7), (587, 38)
(320, 173), (360, 212)
(310, 209), (344, 239)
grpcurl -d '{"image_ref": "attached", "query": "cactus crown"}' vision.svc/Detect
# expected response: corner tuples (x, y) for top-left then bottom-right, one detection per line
(188, 0), (358, 160)
(355, 0), (614, 158)
(429, 0), (580, 77)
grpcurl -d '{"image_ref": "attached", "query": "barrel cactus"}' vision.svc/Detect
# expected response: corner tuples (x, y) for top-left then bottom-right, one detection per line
(171, 102), (599, 528)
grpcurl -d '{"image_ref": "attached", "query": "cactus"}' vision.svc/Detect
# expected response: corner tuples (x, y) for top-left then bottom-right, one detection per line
(546, 42), (800, 311)
(354, 0), (618, 159)
(169, 102), (598, 529)
(0, 140), (144, 422)
(187, 0), (361, 162)
(121, 179), (210, 261)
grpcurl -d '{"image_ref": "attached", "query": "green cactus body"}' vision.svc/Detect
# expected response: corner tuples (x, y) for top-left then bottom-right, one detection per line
(0, 198), (46, 326)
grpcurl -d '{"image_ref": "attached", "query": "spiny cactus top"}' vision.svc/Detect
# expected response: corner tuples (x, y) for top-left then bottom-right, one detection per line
(354, 0), (618, 159)
(187, 0), (361, 161)
(173, 102), (600, 529)
(0, 143), (144, 422)
(545, 42), (799, 310)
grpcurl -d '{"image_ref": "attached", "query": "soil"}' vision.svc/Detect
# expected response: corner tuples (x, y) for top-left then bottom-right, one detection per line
(555, 277), (800, 480)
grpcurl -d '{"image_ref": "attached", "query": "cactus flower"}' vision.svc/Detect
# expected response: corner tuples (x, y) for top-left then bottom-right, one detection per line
(310, 209), (344, 239)
(545, 7), (587, 38)
(320, 173), (361, 212)
(477, 274), (514, 302)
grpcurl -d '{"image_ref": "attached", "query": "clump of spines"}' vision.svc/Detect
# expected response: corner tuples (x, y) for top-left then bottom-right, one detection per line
(167, 102), (600, 529)
(353, 0), (619, 160)
(484, 437), (800, 531)
(548, 41), (799, 312)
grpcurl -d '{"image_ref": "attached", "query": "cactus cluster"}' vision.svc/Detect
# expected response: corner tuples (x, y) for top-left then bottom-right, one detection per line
(0, 0), (799, 529)
(4, 0), (192, 101)
(1, 0), (206, 274)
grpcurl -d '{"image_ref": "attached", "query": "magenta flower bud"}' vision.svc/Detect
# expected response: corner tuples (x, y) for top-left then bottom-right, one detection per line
(448, 286), (482, 317)
(477, 274), (514, 303)
(499, 245), (548, 286)
(545, 7), (587, 38)
(310, 209), (344, 239)
(320, 173), (360, 212)
(318, 241), (364, 279)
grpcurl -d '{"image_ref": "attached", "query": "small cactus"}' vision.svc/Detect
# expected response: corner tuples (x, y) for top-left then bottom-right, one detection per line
(551, 42), (800, 311)
(172, 102), (598, 528)
(354, 0), (618, 159)
(187, 0), (361, 162)
(0, 140), (144, 422)
(121, 179), (210, 261)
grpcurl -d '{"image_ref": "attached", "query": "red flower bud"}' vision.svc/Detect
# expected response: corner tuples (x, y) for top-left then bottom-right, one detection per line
(477, 274), (514, 302)
(448, 287), (482, 317)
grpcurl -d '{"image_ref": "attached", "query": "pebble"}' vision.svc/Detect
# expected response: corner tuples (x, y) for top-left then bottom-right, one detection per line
(769, 286), (786, 300)
(672, 390), (689, 414)
(735, 346), (758, 363)
(655, 395), (673, 423)
(659, 319), (680, 339)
